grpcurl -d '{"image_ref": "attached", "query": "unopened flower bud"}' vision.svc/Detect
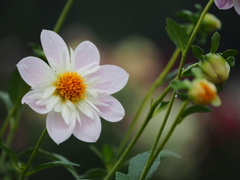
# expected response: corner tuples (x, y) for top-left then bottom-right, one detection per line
(202, 13), (221, 33)
(188, 79), (221, 106)
(198, 53), (230, 85)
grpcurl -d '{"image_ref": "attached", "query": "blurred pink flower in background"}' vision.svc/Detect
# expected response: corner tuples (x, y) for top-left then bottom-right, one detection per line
(215, 0), (240, 14)
(17, 30), (129, 145)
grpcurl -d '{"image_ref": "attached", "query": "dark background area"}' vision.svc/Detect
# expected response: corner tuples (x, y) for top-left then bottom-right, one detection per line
(1, 0), (240, 179)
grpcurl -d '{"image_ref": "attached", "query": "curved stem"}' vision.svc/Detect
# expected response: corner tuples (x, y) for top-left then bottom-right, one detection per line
(53, 0), (75, 33)
(20, 128), (47, 180)
(104, 86), (172, 180)
(118, 48), (181, 154)
(139, 100), (189, 180)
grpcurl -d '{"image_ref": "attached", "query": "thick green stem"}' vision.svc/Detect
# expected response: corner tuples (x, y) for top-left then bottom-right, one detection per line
(118, 48), (181, 154)
(53, 0), (75, 33)
(139, 100), (189, 180)
(20, 128), (47, 180)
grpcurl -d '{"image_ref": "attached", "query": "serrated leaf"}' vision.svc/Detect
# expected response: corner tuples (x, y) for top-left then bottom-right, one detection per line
(0, 138), (21, 169)
(116, 172), (133, 180)
(165, 18), (189, 50)
(179, 105), (211, 123)
(191, 45), (204, 60)
(153, 101), (170, 117)
(27, 161), (80, 176)
(0, 91), (12, 112)
(128, 152), (160, 180)
(159, 150), (182, 160)
(222, 49), (238, 58)
(226, 56), (235, 67)
(81, 168), (107, 179)
(210, 32), (220, 53)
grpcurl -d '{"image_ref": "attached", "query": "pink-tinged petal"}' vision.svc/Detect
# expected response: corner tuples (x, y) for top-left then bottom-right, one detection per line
(17, 57), (56, 87)
(40, 30), (69, 70)
(73, 112), (101, 142)
(46, 111), (76, 144)
(22, 90), (49, 114)
(97, 95), (125, 122)
(90, 65), (129, 94)
(215, 0), (233, 9)
(233, 0), (240, 14)
(74, 41), (100, 70)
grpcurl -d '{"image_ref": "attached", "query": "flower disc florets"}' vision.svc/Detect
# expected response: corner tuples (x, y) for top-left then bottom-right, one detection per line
(56, 72), (86, 102)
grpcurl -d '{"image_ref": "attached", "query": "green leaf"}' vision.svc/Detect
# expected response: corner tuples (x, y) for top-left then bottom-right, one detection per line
(27, 161), (80, 176)
(0, 138), (21, 169)
(176, 10), (194, 22)
(8, 69), (29, 105)
(182, 63), (199, 77)
(102, 144), (115, 163)
(83, 168), (107, 179)
(210, 32), (220, 53)
(170, 79), (190, 92)
(153, 101), (169, 117)
(128, 152), (160, 180)
(165, 18), (189, 50)
(116, 172), (133, 180)
(159, 150), (182, 160)
(179, 105), (211, 123)
(0, 91), (12, 112)
(18, 148), (80, 178)
(191, 45), (204, 60)
(226, 56), (235, 67)
(222, 49), (238, 58)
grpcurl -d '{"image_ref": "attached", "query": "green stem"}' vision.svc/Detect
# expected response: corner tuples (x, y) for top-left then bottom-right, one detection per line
(117, 48), (181, 154)
(53, 0), (75, 33)
(147, 91), (176, 160)
(20, 128), (47, 180)
(104, 86), (172, 180)
(176, 0), (214, 79)
(139, 100), (189, 180)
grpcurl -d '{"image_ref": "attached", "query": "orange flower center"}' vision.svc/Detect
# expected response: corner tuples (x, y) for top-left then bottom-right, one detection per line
(56, 72), (86, 101)
(198, 81), (216, 104)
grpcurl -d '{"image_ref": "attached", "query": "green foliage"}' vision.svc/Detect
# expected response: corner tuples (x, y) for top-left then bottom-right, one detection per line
(0, 91), (12, 112)
(19, 148), (80, 178)
(222, 49), (238, 58)
(182, 63), (199, 77)
(210, 32), (220, 53)
(0, 138), (23, 171)
(165, 18), (189, 51)
(170, 79), (190, 92)
(153, 101), (170, 118)
(83, 168), (108, 179)
(191, 45), (204, 60)
(115, 150), (181, 180)
(178, 105), (211, 124)
(7, 69), (29, 108)
(226, 56), (235, 67)
(116, 172), (133, 180)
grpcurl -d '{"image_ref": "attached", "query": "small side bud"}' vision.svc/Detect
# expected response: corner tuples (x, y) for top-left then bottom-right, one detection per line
(198, 53), (230, 85)
(188, 79), (221, 106)
(202, 13), (222, 34)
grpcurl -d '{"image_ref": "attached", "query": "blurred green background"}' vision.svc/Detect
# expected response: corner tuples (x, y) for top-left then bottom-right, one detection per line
(1, 0), (240, 179)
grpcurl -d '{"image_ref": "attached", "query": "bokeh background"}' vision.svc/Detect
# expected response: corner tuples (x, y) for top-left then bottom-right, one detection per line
(1, 0), (240, 179)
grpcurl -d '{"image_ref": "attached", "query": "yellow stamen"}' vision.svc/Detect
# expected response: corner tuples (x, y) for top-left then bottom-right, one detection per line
(56, 72), (86, 101)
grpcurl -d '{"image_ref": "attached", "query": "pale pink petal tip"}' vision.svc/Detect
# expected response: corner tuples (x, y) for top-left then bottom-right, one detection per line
(46, 111), (76, 145)
(215, 0), (234, 9)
